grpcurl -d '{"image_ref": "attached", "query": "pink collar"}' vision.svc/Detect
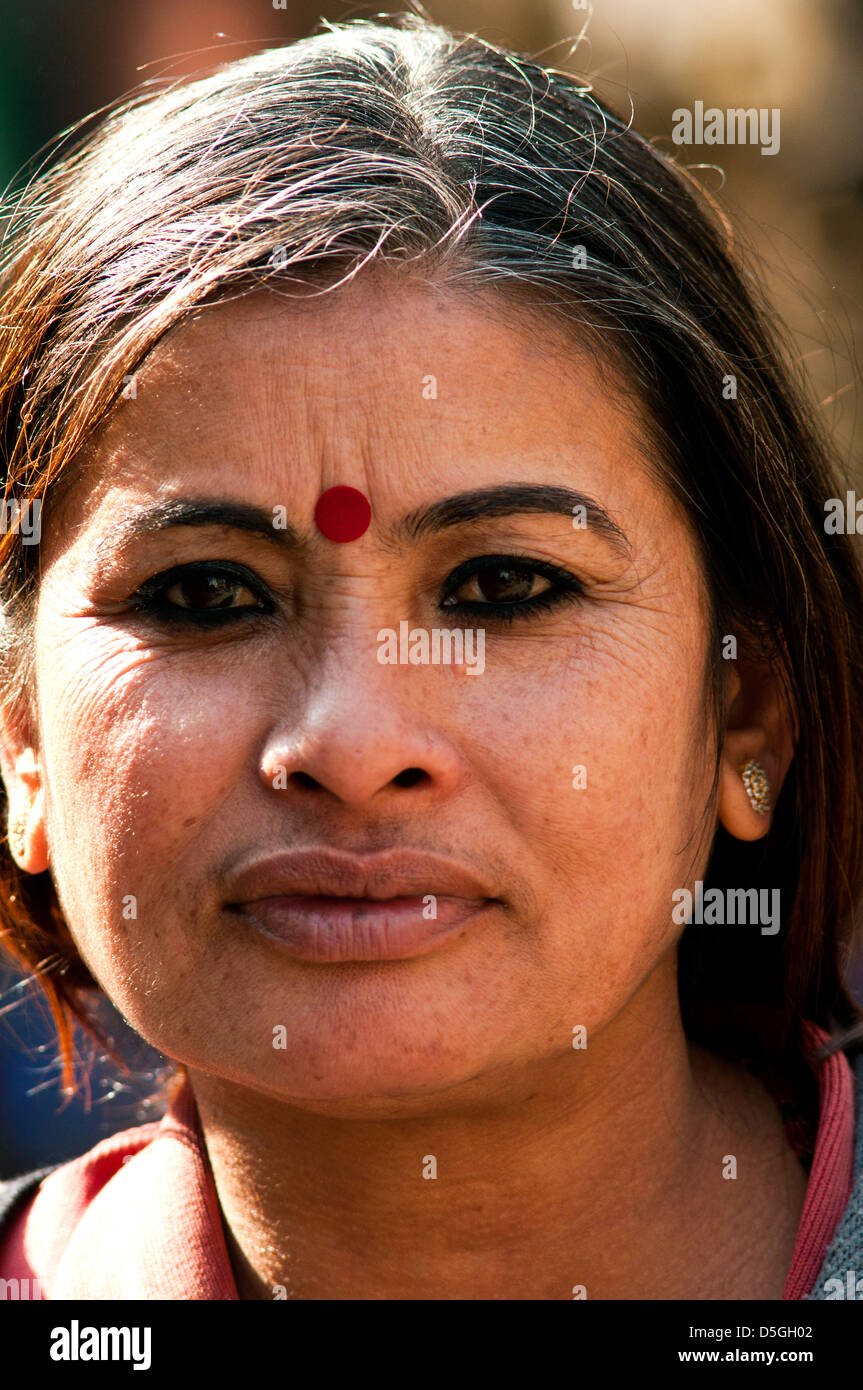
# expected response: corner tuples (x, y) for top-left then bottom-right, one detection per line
(3, 1081), (237, 1299)
(782, 1022), (855, 1299)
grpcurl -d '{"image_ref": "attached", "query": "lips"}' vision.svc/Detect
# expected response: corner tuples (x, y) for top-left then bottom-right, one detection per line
(223, 847), (499, 962)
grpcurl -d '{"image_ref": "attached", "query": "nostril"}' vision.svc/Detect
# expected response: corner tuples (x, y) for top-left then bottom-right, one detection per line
(291, 771), (323, 790)
(269, 766), (434, 795)
(392, 767), (427, 789)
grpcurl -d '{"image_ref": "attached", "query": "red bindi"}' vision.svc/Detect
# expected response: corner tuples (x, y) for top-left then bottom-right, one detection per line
(314, 485), (372, 543)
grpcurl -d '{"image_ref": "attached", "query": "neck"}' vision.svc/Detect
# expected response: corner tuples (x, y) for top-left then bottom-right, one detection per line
(187, 961), (805, 1300)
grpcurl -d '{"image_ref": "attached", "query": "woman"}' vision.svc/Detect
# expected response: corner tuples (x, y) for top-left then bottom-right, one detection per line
(0, 14), (861, 1301)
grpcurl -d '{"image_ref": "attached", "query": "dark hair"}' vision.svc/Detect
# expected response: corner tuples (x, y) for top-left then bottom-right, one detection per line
(1, 12), (861, 1093)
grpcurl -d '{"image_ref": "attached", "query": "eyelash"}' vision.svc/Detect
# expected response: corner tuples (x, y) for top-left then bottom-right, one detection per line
(130, 555), (585, 628)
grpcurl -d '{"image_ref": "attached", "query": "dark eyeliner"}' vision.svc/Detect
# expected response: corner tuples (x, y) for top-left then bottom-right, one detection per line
(439, 553), (585, 623)
(131, 560), (275, 627)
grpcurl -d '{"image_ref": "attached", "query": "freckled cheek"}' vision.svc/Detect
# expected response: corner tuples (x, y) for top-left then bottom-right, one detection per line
(472, 651), (683, 830)
(476, 645), (703, 951)
(38, 637), (265, 865)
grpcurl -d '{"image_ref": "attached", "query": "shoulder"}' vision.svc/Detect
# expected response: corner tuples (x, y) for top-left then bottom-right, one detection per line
(0, 1120), (161, 1296)
(807, 1049), (863, 1300)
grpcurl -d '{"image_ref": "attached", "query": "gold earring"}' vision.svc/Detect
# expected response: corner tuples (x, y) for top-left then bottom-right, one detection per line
(739, 759), (772, 816)
(8, 811), (27, 858)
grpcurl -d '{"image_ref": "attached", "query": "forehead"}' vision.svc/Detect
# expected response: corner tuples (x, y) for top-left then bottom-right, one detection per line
(98, 273), (644, 445)
(47, 274), (669, 550)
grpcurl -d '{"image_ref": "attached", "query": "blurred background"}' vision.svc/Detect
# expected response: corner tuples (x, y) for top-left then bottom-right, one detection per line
(0, 0), (861, 1176)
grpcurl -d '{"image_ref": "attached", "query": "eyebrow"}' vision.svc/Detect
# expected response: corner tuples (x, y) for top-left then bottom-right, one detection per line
(401, 485), (632, 558)
(93, 485), (631, 560)
(92, 499), (302, 563)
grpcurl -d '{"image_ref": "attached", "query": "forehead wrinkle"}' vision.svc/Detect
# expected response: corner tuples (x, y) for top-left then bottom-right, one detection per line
(48, 282), (670, 575)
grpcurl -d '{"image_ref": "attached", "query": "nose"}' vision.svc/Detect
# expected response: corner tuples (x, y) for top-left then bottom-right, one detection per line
(258, 660), (467, 806)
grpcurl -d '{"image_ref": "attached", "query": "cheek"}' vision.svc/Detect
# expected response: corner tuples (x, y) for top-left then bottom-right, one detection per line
(465, 621), (710, 1008)
(35, 625), (261, 945)
(469, 615), (705, 848)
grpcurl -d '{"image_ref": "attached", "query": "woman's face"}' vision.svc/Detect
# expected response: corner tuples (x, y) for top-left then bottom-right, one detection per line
(21, 277), (721, 1113)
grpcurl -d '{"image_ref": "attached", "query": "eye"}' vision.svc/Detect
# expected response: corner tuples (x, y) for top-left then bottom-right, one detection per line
(447, 564), (550, 605)
(133, 561), (273, 626)
(162, 570), (254, 610)
(440, 555), (584, 621)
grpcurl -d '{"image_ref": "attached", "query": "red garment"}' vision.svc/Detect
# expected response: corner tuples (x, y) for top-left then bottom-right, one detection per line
(0, 1029), (855, 1299)
(0, 1084), (237, 1299)
(781, 1022), (854, 1299)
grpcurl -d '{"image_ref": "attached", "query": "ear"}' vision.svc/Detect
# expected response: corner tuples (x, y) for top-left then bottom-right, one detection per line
(0, 701), (49, 873)
(718, 648), (795, 843)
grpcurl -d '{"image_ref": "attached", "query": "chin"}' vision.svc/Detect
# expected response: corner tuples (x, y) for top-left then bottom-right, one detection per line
(193, 1022), (516, 1115)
